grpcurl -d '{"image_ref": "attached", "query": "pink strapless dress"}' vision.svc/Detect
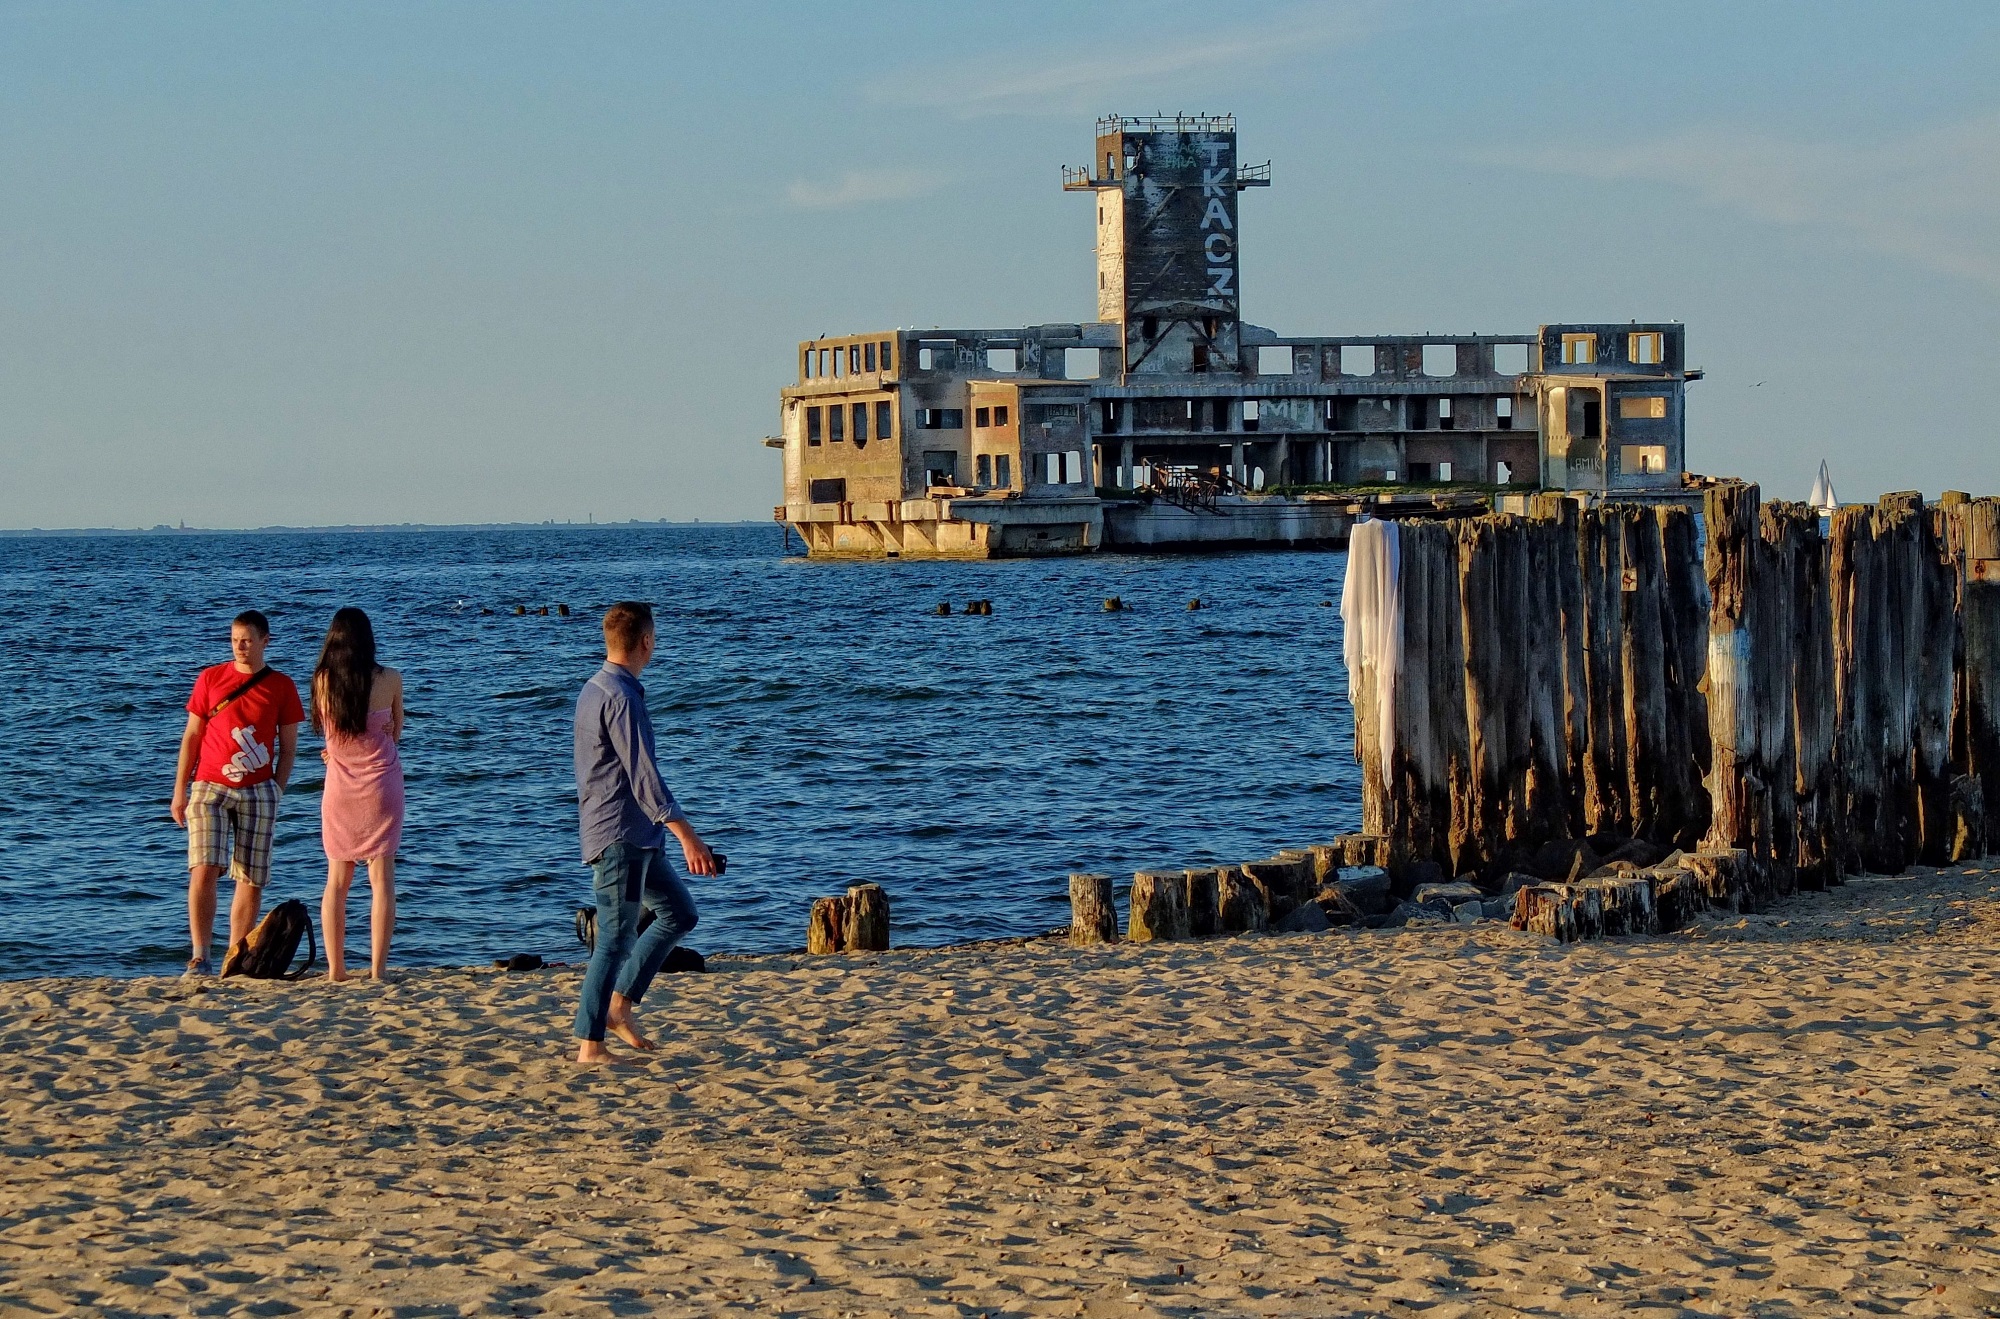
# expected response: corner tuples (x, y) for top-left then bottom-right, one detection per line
(321, 708), (405, 863)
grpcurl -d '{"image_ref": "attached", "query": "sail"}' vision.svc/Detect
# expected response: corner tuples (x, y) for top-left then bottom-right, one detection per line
(1814, 459), (1839, 514)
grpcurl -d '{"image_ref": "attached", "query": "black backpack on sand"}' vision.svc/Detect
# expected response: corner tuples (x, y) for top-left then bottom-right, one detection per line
(572, 906), (706, 973)
(222, 899), (317, 980)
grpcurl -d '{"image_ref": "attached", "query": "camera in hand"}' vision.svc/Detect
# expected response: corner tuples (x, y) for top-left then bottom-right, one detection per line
(712, 851), (728, 876)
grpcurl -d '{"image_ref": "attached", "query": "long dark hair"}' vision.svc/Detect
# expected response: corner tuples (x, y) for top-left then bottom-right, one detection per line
(313, 607), (380, 737)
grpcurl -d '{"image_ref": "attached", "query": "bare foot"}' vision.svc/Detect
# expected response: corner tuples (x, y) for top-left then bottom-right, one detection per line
(575, 1040), (618, 1066)
(608, 1015), (657, 1051)
(328, 969), (349, 983)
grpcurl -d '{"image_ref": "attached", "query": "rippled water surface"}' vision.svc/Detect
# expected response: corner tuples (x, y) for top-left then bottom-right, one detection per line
(0, 526), (1358, 977)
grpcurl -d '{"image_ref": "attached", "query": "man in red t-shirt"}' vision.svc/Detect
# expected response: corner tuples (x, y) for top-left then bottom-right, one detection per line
(170, 609), (305, 976)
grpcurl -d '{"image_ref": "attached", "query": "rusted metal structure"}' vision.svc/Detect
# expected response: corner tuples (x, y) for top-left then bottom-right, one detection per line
(773, 114), (1696, 558)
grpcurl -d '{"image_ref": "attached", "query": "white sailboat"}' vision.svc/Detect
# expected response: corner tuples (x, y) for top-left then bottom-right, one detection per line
(1808, 459), (1840, 516)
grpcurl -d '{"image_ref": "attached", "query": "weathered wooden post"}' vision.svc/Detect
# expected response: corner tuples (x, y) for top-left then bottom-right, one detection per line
(1776, 501), (1840, 887)
(1068, 873), (1118, 946)
(1657, 503), (1714, 849)
(1832, 496), (1924, 873)
(1703, 482), (1796, 904)
(1961, 498), (2000, 854)
(1183, 868), (1221, 937)
(807, 897), (845, 955)
(1216, 865), (1269, 933)
(1127, 870), (1189, 942)
(844, 883), (890, 951)
(1915, 505), (1962, 864)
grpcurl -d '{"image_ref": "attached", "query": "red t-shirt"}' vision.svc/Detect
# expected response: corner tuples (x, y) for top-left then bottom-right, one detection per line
(187, 663), (305, 788)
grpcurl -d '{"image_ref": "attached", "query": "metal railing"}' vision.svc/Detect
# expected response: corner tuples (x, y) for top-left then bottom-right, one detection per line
(1097, 113), (1235, 135)
(1146, 465), (1246, 514)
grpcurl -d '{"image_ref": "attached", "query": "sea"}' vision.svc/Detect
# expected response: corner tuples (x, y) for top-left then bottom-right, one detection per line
(0, 525), (1359, 978)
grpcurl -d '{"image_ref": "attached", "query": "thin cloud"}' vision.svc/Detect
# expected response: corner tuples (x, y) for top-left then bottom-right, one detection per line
(1498, 113), (2000, 292)
(784, 168), (947, 211)
(875, 1), (1389, 118)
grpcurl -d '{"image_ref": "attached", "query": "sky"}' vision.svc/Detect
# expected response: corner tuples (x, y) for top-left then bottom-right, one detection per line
(3, 0), (1997, 529)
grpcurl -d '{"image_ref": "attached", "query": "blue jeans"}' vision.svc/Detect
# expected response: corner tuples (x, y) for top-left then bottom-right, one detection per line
(573, 842), (699, 1042)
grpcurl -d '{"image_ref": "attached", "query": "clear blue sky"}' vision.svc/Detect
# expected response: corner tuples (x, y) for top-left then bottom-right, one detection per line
(4, 1), (1996, 528)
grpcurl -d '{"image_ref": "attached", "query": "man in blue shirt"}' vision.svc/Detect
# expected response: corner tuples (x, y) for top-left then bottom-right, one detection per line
(572, 601), (718, 1065)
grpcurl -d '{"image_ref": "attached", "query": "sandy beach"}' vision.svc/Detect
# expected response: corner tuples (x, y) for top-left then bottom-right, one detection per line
(5, 868), (2000, 1317)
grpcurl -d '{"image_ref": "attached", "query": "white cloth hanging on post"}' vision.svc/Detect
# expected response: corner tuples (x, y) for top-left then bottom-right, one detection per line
(1341, 517), (1402, 781)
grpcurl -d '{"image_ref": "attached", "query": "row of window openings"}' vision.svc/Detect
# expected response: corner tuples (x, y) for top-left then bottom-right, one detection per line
(965, 452), (1087, 487)
(1100, 396), (1518, 432)
(804, 401), (893, 447)
(908, 344), (1108, 381)
(1562, 331), (1666, 366)
(803, 340), (895, 381)
(1563, 395), (1669, 442)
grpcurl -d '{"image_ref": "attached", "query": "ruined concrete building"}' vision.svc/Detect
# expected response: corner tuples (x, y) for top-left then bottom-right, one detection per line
(773, 114), (1695, 557)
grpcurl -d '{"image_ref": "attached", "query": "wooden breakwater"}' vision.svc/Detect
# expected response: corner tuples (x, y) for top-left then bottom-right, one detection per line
(1345, 486), (2000, 932)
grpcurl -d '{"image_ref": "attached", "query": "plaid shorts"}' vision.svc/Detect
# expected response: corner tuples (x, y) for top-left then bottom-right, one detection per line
(186, 779), (282, 887)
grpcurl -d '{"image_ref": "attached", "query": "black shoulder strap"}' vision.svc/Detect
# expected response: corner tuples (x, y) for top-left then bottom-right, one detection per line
(207, 666), (273, 719)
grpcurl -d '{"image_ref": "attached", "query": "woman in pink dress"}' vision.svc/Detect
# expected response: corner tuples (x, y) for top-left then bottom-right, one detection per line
(313, 607), (404, 981)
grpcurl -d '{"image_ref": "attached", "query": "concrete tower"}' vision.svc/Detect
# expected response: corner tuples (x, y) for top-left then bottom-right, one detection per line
(1064, 114), (1269, 379)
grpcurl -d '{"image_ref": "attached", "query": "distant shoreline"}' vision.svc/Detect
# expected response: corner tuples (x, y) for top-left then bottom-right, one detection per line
(0, 519), (770, 539)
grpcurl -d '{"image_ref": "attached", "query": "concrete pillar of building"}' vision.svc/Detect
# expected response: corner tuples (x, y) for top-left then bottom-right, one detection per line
(1395, 437), (1409, 482)
(1120, 439), (1134, 489)
(1231, 441), (1246, 488)
(1275, 437), (1290, 487)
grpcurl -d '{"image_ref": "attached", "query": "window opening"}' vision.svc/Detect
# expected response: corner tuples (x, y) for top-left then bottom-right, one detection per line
(918, 347), (934, 370)
(1619, 395), (1668, 420)
(1212, 399), (1229, 431)
(995, 405), (1009, 426)
(976, 454), (992, 486)
(1439, 398), (1454, 431)
(1438, 461), (1453, 481)
(1100, 400), (1120, 432)
(1142, 316), (1158, 341)
(874, 400), (892, 440)
(1581, 395), (1602, 440)
(1621, 445), (1668, 475)
(831, 349), (844, 379)
(828, 406), (845, 443)
(1045, 454), (1061, 484)
(1243, 400), (1260, 432)
(1421, 344), (1456, 377)
(986, 347), (1017, 372)
(808, 477), (845, 503)
(852, 403), (868, 450)
(1496, 396), (1513, 430)
(1497, 460), (1512, 484)
(880, 341), (893, 371)
(1561, 333), (1597, 365)
(802, 350), (813, 380)
(818, 348), (830, 377)
(805, 406), (822, 446)
(1340, 345), (1375, 376)
(1064, 347), (1099, 380)
(1192, 344), (1210, 372)
(863, 342), (876, 372)
(924, 451), (958, 486)
(848, 345), (861, 374)
(1257, 345), (1292, 376)
(1493, 343), (1530, 375)
(1064, 451), (1082, 484)
(975, 407), (991, 428)
(1629, 331), (1664, 365)
(995, 455), (1011, 487)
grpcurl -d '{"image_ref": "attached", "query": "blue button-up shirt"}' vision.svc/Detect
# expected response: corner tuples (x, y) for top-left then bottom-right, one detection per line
(574, 661), (685, 863)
